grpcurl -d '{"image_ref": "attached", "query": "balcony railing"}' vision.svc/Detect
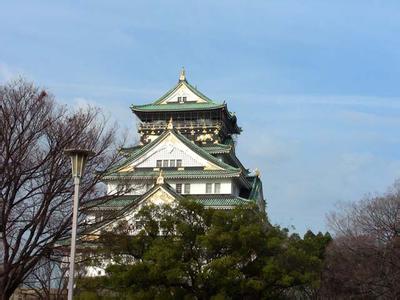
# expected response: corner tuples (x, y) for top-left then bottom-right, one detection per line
(139, 120), (223, 130)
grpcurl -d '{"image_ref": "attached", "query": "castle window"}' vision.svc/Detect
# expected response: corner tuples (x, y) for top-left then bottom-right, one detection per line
(176, 159), (182, 167)
(163, 160), (169, 167)
(214, 183), (221, 194)
(156, 160), (162, 167)
(170, 160), (176, 167)
(206, 183), (212, 194)
(176, 183), (182, 194)
(178, 96), (187, 103)
(184, 183), (190, 194)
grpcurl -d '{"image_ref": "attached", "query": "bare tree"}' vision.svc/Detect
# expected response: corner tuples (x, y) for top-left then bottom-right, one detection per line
(23, 251), (68, 300)
(0, 79), (124, 300)
(322, 181), (400, 299)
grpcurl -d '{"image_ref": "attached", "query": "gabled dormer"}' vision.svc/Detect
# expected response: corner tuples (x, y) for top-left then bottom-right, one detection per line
(105, 123), (241, 179)
(155, 69), (213, 105)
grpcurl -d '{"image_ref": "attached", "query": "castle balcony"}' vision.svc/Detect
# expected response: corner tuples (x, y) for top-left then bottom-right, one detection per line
(138, 120), (224, 131)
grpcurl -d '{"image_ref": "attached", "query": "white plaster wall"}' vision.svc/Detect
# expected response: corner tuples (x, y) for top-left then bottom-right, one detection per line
(107, 179), (233, 196)
(136, 145), (202, 168)
(162, 179), (232, 195)
(107, 181), (153, 195)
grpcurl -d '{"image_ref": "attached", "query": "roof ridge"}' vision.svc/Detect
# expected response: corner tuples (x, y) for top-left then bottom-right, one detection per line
(183, 80), (215, 104)
(153, 81), (184, 105)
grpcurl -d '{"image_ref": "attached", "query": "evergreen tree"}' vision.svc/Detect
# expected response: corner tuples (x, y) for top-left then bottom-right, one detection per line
(78, 200), (330, 299)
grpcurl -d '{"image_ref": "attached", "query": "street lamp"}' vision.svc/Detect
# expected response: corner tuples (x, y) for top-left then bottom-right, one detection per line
(64, 148), (94, 300)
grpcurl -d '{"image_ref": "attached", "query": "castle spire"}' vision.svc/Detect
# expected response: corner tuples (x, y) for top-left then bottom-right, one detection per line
(179, 67), (186, 81)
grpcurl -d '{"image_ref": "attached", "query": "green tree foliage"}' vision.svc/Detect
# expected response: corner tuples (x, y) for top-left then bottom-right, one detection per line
(77, 200), (331, 299)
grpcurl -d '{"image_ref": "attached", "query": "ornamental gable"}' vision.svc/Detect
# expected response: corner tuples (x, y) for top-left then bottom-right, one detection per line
(90, 184), (180, 235)
(118, 131), (223, 172)
(157, 82), (209, 105)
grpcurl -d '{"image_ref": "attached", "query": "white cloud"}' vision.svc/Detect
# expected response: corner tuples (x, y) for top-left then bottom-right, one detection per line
(233, 94), (400, 109)
(338, 110), (400, 126)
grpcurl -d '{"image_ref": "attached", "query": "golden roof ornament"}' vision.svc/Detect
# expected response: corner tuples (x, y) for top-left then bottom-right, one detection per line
(167, 117), (174, 130)
(179, 67), (186, 81)
(156, 170), (164, 185)
(255, 168), (261, 177)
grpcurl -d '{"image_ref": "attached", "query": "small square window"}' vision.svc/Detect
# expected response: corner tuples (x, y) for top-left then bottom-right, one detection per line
(176, 183), (182, 194)
(178, 96), (183, 103)
(163, 160), (169, 167)
(176, 159), (182, 167)
(206, 183), (212, 194)
(182, 96), (187, 102)
(156, 160), (162, 167)
(169, 160), (176, 167)
(214, 183), (221, 194)
(184, 183), (190, 194)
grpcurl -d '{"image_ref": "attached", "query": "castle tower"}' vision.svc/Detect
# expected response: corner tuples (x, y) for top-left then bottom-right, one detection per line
(86, 70), (265, 222)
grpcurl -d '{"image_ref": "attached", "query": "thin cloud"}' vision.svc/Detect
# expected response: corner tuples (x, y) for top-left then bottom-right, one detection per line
(232, 94), (400, 109)
(49, 82), (162, 97)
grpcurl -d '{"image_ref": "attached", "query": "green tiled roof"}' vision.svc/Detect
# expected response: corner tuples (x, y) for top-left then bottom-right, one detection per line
(192, 195), (252, 206)
(104, 168), (241, 180)
(85, 193), (252, 211)
(201, 143), (232, 154)
(131, 102), (225, 112)
(83, 195), (141, 210)
(119, 145), (142, 155)
(120, 142), (232, 156)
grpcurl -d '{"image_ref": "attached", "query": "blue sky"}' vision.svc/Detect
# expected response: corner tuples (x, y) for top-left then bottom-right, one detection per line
(1, 1), (400, 234)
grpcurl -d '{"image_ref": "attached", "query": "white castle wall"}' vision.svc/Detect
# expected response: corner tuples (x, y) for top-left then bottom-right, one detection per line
(107, 179), (234, 196)
(169, 179), (232, 195)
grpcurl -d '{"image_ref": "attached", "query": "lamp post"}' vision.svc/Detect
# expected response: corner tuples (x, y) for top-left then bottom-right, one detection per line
(64, 149), (94, 300)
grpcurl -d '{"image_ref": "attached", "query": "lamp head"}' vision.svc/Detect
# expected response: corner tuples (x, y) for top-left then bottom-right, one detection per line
(64, 149), (94, 178)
